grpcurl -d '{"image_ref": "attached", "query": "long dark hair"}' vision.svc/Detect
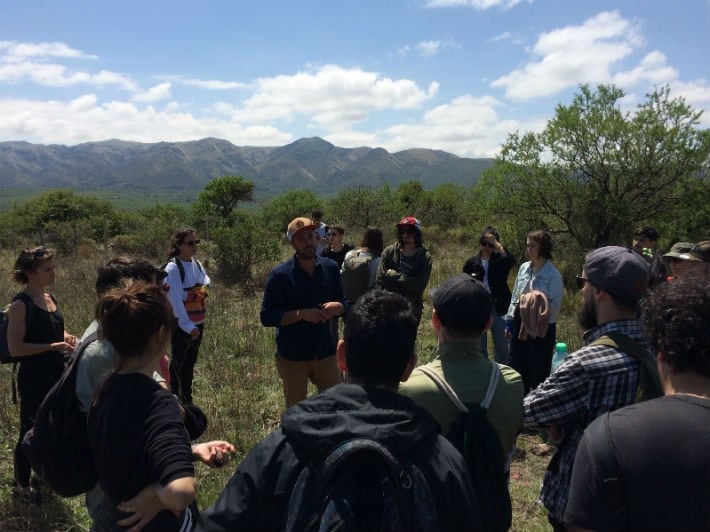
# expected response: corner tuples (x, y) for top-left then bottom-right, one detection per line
(167, 227), (197, 259)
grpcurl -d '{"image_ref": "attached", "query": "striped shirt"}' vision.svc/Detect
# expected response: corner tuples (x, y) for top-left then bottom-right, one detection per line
(523, 320), (650, 523)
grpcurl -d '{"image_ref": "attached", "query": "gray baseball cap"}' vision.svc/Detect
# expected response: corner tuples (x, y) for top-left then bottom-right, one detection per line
(584, 246), (650, 310)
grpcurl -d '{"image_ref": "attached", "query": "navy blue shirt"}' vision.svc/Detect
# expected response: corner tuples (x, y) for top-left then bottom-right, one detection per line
(260, 255), (345, 361)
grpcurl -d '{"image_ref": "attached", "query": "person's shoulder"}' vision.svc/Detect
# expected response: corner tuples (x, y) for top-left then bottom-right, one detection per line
(498, 363), (524, 388)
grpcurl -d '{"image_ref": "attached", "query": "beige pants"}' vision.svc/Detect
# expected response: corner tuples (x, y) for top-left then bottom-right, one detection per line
(276, 355), (342, 408)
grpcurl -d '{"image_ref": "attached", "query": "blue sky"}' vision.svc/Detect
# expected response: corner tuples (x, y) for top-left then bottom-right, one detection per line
(1, 0), (708, 157)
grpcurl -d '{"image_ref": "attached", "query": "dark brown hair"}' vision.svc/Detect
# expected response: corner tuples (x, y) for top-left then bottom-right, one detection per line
(527, 229), (553, 260)
(361, 227), (384, 256)
(12, 246), (56, 284)
(97, 282), (173, 359)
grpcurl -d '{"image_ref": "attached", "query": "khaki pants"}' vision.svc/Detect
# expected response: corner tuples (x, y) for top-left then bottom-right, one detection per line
(276, 355), (342, 408)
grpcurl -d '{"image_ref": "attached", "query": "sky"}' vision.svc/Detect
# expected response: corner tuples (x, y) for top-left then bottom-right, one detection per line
(1, 0), (708, 158)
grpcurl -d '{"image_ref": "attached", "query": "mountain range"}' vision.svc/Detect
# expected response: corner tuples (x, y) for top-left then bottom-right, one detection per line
(0, 137), (494, 195)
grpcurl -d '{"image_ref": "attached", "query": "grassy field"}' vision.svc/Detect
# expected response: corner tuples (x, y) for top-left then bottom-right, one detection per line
(0, 241), (583, 531)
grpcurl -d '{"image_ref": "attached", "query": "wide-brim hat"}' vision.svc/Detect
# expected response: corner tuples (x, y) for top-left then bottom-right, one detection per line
(663, 241), (694, 259)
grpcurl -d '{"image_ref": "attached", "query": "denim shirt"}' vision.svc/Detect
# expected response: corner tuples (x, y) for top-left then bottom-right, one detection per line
(505, 259), (563, 323)
(260, 255), (345, 361)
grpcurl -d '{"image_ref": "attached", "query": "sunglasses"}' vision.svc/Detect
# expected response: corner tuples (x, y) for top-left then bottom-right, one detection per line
(399, 228), (414, 234)
(479, 240), (494, 248)
(576, 276), (592, 289)
(326, 232), (338, 237)
(183, 239), (200, 246)
(23, 245), (50, 258)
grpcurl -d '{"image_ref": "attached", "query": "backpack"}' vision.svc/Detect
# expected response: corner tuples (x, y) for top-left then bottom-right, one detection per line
(21, 331), (100, 497)
(417, 363), (512, 532)
(0, 293), (35, 364)
(283, 438), (439, 532)
(590, 331), (664, 403)
(165, 257), (205, 287)
(582, 412), (629, 528)
(340, 252), (373, 303)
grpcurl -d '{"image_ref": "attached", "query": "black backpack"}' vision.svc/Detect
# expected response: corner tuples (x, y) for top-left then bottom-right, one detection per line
(340, 252), (374, 303)
(164, 257), (205, 287)
(21, 331), (100, 497)
(417, 363), (512, 532)
(590, 331), (664, 403)
(0, 293), (35, 364)
(283, 438), (440, 532)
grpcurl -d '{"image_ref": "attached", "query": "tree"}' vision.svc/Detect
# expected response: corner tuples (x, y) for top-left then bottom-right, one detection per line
(478, 85), (710, 250)
(258, 189), (322, 234)
(328, 184), (399, 231)
(192, 175), (255, 224)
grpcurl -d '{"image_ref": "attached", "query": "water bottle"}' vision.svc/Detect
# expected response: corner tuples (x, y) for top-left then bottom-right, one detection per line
(552, 342), (568, 371)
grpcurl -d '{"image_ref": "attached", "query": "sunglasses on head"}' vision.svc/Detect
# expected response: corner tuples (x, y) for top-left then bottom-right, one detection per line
(183, 239), (200, 246)
(23, 245), (49, 258)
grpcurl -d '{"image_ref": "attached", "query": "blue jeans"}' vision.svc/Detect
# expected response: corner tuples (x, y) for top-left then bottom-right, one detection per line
(479, 311), (509, 363)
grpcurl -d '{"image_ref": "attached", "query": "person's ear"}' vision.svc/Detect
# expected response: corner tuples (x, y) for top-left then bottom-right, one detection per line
(431, 309), (442, 332)
(400, 353), (418, 382)
(336, 340), (347, 372)
(483, 314), (493, 333)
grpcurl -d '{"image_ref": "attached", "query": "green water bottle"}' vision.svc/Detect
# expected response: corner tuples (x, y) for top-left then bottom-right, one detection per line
(552, 342), (568, 371)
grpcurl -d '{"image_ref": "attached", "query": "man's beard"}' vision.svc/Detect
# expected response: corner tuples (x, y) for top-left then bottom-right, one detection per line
(577, 294), (598, 330)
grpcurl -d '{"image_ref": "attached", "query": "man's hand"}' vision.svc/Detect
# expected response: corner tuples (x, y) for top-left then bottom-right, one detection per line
(320, 301), (344, 318)
(117, 484), (169, 532)
(299, 308), (330, 323)
(190, 327), (201, 341)
(192, 440), (236, 468)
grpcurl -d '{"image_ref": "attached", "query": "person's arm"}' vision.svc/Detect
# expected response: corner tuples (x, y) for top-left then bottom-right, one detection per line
(192, 440), (236, 467)
(545, 266), (565, 321)
(523, 355), (589, 432)
(7, 299), (72, 357)
(375, 246), (395, 288)
(117, 478), (197, 532)
(164, 262), (196, 335)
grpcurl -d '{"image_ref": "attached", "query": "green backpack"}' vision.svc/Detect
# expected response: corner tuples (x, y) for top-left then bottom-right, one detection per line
(590, 331), (664, 402)
(340, 252), (373, 303)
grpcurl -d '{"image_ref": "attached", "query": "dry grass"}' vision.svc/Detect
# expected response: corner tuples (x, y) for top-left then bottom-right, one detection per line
(0, 243), (579, 531)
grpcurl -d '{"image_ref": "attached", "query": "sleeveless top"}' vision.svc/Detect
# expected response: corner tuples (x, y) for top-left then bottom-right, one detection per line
(17, 292), (64, 366)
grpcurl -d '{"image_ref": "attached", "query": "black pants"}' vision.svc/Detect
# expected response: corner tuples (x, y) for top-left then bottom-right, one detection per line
(14, 360), (64, 487)
(507, 315), (556, 395)
(170, 322), (204, 404)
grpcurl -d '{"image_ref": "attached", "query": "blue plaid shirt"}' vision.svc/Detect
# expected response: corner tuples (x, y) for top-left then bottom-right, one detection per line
(523, 320), (650, 523)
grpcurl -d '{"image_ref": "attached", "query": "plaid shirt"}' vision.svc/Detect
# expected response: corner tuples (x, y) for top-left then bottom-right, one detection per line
(523, 320), (650, 522)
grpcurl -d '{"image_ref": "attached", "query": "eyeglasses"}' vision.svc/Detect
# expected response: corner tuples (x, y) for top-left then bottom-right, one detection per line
(326, 232), (338, 237)
(183, 239), (200, 246)
(576, 276), (592, 289)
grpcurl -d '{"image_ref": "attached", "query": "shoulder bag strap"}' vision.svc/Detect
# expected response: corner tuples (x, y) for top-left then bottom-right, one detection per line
(481, 363), (501, 410)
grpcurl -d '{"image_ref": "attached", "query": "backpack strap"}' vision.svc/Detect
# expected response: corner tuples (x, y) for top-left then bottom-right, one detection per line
(416, 362), (501, 413)
(70, 331), (100, 363)
(9, 292), (36, 405)
(585, 412), (629, 528)
(170, 257), (204, 287)
(591, 331), (663, 401)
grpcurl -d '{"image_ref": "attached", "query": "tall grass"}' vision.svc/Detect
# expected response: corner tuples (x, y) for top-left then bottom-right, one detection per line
(0, 242), (581, 531)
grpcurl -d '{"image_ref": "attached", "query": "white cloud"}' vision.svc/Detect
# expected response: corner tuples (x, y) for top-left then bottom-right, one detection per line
(132, 82), (172, 103)
(0, 40), (97, 63)
(424, 0), (530, 10)
(396, 38), (460, 58)
(0, 95), (293, 146)
(361, 94), (545, 158)
(491, 11), (643, 100)
(0, 40), (138, 91)
(234, 65), (438, 128)
(161, 75), (249, 90)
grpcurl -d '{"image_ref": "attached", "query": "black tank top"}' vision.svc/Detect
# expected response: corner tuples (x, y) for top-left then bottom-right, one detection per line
(15, 292), (64, 365)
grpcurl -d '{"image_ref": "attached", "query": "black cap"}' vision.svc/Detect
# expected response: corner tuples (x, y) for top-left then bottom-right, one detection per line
(429, 273), (493, 332)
